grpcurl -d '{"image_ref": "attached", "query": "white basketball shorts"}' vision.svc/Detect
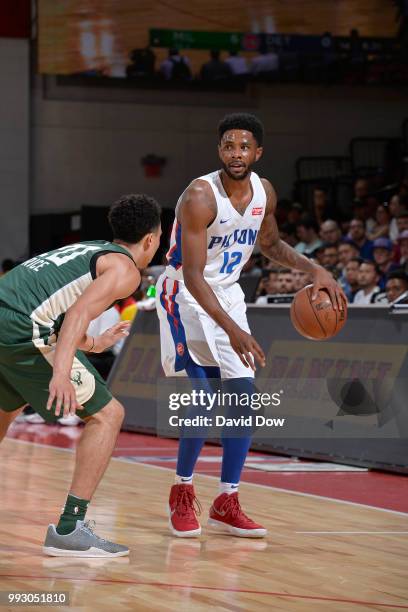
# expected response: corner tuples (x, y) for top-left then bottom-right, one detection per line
(155, 273), (254, 380)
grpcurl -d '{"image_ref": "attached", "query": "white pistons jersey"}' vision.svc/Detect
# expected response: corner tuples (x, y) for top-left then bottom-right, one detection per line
(166, 170), (267, 288)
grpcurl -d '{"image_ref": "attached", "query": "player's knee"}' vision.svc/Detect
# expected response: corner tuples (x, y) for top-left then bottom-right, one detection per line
(91, 398), (125, 428)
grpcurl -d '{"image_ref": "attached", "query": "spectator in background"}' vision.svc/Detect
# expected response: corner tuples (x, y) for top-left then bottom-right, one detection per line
(397, 230), (408, 268)
(255, 268), (280, 303)
(337, 239), (359, 296)
(343, 257), (362, 303)
(352, 200), (376, 233)
(338, 239), (359, 271)
(201, 50), (232, 81)
(126, 47), (156, 78)
(389, 194), (408, 241)
(385, 269), (408, 303)
(367, 203), (391, 241)
(354, 177), (369, 202)
(292, 269), (311, 292)
(320, 220), (342, 246)
(354, 260), (381, 305)
(160, 48), (192, 81)
(321, 244), (339, 268)
(348, 218), (374, 260)
(295, 217), (322, 255)
(225, 50), (249, 76)
(312, 186), (331, 226)
(397, 210), (408, 235)
(372, 237), (398, 289)
(251, 42), (279, 77)
(311, 244), (326, 267)
(1, 259), (15, 276)
(276, 269), (294, 294)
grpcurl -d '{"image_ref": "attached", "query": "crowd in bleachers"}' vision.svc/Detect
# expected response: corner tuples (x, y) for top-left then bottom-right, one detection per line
(124, 26), (407, 87)
(244, 177), (408, 305)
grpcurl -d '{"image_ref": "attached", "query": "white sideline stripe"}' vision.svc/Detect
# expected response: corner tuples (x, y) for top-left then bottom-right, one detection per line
(6, 438), (408, 517)
(296, 531), (408, 535)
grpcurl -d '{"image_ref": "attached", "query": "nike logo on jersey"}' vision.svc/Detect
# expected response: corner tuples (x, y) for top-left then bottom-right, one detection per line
(220, 218), (230, 224)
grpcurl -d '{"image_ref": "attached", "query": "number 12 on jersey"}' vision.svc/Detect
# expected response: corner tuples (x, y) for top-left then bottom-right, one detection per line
(219, 251), (242, 274)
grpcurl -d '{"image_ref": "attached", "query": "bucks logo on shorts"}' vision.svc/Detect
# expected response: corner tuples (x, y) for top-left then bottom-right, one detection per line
(70, 372), (83, 387)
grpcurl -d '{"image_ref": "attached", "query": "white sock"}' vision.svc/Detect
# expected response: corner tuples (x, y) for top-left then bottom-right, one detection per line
(175, 474), (193, 485)
(219, 482), (239, 495)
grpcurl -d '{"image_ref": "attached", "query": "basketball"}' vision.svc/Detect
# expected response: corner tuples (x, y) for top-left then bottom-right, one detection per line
(290, 284), (347, 340)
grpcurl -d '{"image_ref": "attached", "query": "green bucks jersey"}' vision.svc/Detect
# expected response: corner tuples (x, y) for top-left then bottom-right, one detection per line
(0, 241), (134, 340)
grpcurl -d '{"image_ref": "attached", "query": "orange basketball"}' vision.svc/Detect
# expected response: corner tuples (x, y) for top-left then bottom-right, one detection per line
(290, 284), (347, 341)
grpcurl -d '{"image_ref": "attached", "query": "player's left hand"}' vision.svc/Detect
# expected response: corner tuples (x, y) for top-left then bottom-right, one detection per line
(93, 321), (131, 353)
(47, 374), (83, 418)
(311, 266), (346, 311)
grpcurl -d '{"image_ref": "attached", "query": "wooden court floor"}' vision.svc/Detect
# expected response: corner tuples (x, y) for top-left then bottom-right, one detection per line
(0, 437), (407, 611)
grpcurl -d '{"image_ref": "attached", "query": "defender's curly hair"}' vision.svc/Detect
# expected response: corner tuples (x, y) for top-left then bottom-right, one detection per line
(108, 194), (161, 244)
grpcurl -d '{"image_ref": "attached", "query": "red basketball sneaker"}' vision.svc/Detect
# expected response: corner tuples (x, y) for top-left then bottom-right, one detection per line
(168, 484), (202, 537)
(208, 492), (267, 538)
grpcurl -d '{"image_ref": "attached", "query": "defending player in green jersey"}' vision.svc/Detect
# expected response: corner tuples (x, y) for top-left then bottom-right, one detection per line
(0, 193), (161, 557)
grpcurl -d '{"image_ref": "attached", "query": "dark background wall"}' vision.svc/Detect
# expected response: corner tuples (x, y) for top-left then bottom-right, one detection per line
(31, 80), (408, 213)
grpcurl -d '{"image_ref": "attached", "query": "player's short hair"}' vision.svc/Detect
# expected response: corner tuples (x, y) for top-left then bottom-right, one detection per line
(108, 194), (161, 244)
(218, 113), (264, 146)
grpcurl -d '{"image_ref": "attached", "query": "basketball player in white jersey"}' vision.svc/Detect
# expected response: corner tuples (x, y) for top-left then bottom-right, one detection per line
(156, 113), (344, 537)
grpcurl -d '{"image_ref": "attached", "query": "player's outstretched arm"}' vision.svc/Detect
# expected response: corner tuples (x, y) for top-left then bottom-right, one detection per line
(179, 181), (265, 370)
(259, 178), (345, 310)
(47, 254), (140, 418)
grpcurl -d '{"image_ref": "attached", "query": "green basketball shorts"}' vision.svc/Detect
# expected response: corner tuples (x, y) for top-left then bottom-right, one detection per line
(0, 306), (112, 422)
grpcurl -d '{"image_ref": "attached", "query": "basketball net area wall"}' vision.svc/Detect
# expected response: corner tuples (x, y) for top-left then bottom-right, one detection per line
(109, 305), (408, 475)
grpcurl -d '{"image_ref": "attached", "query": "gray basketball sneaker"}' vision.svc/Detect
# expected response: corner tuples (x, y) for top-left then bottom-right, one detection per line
(43, 520), (129, 557)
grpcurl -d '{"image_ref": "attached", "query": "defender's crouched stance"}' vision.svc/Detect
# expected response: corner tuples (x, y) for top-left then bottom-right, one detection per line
(0, 194), (162, 556)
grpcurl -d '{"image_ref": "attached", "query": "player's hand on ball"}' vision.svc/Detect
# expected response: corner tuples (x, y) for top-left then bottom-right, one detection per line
(311, 266), (346, 311)
(228, 326), (265, 371)
(47, 375), (83, 418)
(94, 321), (131, 353)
